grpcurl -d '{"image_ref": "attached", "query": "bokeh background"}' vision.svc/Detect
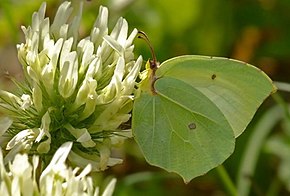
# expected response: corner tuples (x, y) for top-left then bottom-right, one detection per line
(1, 0), (290, 195)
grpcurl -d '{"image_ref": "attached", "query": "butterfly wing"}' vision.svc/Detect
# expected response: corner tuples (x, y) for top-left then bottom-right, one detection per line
(132, 55), (275, 182)
(156, 55), (276, 137)
(133, 76), (235, 182)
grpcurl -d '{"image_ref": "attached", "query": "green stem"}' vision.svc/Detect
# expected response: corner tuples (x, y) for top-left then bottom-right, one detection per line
(266, 176), (282, 196)
(237, 105), (283, 196)
(216, 165), (237, 196)
(274, 81), (290, 93)
(272, 93), (290, 119)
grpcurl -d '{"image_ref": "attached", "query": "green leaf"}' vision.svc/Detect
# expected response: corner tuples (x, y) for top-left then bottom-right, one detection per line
(132, 55), (276, 182)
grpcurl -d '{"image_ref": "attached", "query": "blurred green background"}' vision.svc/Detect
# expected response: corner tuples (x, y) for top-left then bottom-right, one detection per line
(1, 0), (290, 195)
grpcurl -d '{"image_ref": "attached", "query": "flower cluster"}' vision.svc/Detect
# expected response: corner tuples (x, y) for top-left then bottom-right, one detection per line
(0, 1), (142, 171)
(0, 142), (116, 195)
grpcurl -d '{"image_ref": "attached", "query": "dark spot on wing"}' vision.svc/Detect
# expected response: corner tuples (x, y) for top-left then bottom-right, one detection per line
(211, 74), (216, 80)
(188, 122), (196, 130)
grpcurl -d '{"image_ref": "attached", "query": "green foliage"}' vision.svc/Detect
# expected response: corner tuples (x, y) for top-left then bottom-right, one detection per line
(237, 105), (284, 196)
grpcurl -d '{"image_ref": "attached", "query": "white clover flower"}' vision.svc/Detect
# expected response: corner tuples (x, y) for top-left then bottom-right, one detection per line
(0, 142), (116, 196)
(0, 1), (142, 170)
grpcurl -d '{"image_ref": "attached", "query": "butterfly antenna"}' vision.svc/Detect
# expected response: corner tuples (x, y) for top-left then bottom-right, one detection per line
(137, 31), (158, 70)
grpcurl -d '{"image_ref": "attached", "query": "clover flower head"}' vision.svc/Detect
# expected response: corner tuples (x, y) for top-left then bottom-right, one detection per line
(0, 1), (142, 170)
(0, 142), (116, 195)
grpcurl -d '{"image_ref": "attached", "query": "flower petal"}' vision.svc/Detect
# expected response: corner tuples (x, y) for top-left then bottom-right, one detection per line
(0, 117), (12, 137)
(102, 178), (117, 196)
(58, 51), (78, 98)
(6, 129), (36, 150)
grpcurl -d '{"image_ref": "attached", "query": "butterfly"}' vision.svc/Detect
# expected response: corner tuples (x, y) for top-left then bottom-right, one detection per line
(132, 31), (276, 182)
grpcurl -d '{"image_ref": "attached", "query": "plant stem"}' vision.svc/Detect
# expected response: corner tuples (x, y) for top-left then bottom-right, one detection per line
(274, 81), (290, 93)
(216, 165), (237, 196)
(237, 105), (283, 196)
(266, 176), (281, 196)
